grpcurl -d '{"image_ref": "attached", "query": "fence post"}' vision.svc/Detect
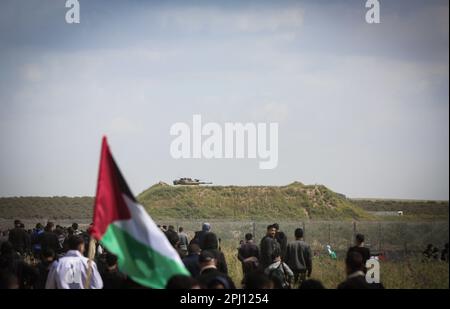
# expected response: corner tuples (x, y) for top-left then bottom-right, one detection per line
(378, 222), (383, 252)
(328, 223), (331, 244)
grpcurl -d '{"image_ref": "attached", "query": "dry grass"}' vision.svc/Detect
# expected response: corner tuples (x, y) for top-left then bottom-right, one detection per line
(221, 245), (449, 289)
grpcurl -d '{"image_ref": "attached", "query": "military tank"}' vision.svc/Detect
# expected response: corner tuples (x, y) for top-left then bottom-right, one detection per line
(173, 178), (212, 185)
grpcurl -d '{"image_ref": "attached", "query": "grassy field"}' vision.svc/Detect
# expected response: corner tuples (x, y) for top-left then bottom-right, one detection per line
(352, 199), (449, 221)
(0, 183), (447, 222)
(221, 245), (449, 289)
(138, 182), (370, 220)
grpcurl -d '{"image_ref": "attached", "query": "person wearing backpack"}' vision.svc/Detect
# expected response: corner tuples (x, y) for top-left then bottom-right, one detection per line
(264, 248), (293, 289)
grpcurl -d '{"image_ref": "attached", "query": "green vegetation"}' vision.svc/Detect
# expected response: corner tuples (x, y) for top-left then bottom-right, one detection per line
(0, 196), (94, 220)
(137, 182), (370, 220)
(352, 199), (449, 221)
(222, 245), (449, 289)
(0, 183), (447, 222)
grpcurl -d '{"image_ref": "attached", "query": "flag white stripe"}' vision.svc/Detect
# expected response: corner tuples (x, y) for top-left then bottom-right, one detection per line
(111, 194), (183, 264)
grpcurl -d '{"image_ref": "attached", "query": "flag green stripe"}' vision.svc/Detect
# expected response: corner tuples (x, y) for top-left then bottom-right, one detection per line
(100, 223), (189, 289)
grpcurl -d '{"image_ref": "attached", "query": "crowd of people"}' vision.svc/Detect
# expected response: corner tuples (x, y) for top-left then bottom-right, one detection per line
(1, 220), (448, 289)
(422, 243), (449, 262)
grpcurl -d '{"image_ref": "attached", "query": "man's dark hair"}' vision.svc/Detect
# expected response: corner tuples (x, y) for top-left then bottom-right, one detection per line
(295, 228), (304, 239)
(243, 271), (273, 289)
(272, 223), (280, 231)
(346, 251), (364, 273)
(245, 233), (253, 241)
(72, 223), (79, 230)
(35, 223), (43, 230)
(67, 227), (74, 236)
(166, 275), (199, 289)
(356, 234), (365, 244)
(106, 253), (118, 267)
(178, 226), (184, 232)
(199, 250), (215, 263)
(41, 249), (55, 259)
(271, 247), (281, 261)
(67, 235), (84, 251)
(13, 220), (20, 227)
(168, 225), (175, 231)
(266, 224), (274, 231)
(188, 243), (201, 255)
(45, 222), (54, 232)
(299, 279), (325, 289)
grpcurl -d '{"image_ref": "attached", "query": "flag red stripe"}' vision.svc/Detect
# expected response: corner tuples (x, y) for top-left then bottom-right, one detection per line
(91, 137), (132, 240)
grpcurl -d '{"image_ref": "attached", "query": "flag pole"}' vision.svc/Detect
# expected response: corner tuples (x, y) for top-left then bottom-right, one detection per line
(84, 237), (96, 289)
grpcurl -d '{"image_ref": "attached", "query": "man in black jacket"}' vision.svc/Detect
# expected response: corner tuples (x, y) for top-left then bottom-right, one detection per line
(238, 233), (259, 275)
(39, 222), (60, 254)
(8, 220), (30, 255)
(201, 232), (228, 274)
(273, 223), (288, 259)
(182, 243), (201, 277)
(260, 225), (280, 269)
(347, 234), (370, 270)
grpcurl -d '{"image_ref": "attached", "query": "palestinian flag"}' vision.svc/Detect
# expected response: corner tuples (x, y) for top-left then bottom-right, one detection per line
(91, 137), (189, 288)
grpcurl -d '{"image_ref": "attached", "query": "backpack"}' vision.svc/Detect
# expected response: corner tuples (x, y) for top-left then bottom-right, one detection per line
(268, 263), (290, 289)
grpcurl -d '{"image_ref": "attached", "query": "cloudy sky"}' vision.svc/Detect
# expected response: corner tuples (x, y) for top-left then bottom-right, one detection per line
(0, 0), (448, 199)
